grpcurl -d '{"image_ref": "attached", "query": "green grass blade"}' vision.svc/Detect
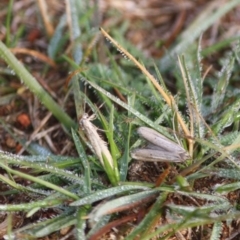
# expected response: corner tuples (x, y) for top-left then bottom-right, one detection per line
(0, 41), (76, 131)
(210, 221), (222, 240)
(72, 128), (91, 194)
(89, 189), (160, 222)
(70, 185), (151, 206)
(48, 15), (67, 59)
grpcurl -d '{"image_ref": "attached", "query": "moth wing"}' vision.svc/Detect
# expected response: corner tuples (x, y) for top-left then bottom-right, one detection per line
(144, 143), (167, 151)
(131, 148), (186, 162)
(137, 127), (187, 154)
(144, 144), (191, 161)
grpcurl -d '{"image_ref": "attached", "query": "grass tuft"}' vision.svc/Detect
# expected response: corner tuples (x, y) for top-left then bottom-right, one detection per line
(0, 1), (240, 239)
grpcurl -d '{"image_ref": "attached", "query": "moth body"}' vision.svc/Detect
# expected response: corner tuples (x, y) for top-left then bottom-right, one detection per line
(80, 113), (113, 168)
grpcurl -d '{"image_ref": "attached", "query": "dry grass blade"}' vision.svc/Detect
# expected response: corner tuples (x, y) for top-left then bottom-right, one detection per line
(10, 48), (57, 68)
(36, 0), (54, 37)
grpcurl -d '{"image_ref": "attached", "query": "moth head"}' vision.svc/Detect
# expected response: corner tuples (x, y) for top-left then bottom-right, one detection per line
(179, 151), (191, 161)
(79, 113), (88, 127)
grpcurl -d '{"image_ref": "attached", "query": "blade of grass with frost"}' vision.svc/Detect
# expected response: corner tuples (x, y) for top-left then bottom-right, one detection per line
(70, 185), (151, 207)
(72, 129), (91, 194)
(97, 105), (121, 160)
(0, 161), (78, 200)
(88, 189), (160, 223)
(97, 106), (121, 183)
(178, 55), (196, 156)
(0, 198), (63, 212)
(125, 192), (168, 240)
(0, 150), (85, 184)
(131, 127), (190, 162)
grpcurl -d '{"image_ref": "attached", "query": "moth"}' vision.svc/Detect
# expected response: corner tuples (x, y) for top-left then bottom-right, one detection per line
(79, 113), (114, 168)
(131, 127), (190, 162)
